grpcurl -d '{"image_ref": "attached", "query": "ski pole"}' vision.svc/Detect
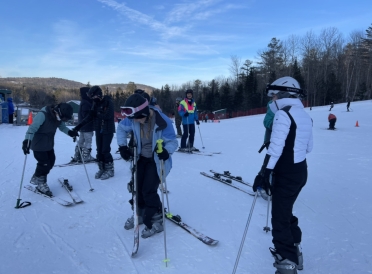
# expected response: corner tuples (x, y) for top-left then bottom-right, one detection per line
(76, 138), (94, 191)
(156, 139), (169, 266)
(263, 190), (271, 233)
(197, 125), (205, 149)
(15, 140), (32, 209)
(232, 192), (258, 274)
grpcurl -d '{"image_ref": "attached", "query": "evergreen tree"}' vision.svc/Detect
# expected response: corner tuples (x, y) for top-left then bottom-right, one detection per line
(292, 59), (305, 88)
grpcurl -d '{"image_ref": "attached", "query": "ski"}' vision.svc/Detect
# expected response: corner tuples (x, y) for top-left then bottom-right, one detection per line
(165, 211), (218, 246)
(54, 157), (121, 167)
(58, 178), (84, 204)
(176, 150), (213, 156)
(209, 170), (252, 187)
(200, 172), (255, 196)
(24, 185), (74, 206)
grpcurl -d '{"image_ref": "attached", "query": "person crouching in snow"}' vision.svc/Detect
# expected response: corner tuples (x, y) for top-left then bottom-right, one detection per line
(328, 113), (337, 130)
(252, 76), (313, 274)
(22, 103), (79, 197)
(117, 93), (177, 238)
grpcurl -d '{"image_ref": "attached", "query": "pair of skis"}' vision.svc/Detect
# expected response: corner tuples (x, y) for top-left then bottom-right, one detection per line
(24, 178), (83, 206)
(201, 170), (254, 196)
(176, 149), (221, 157)
(54, 157), (121, 167)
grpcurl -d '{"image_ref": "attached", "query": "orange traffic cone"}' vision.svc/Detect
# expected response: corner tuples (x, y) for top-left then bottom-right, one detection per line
(27, 112), (33, 125)
(355, 121), (359, 127)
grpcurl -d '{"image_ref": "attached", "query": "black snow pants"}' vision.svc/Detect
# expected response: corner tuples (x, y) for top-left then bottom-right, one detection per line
(137, 155), (162, 229)
(95, 132), (114, 163)
(329, 118), (336, 129)
(271, 168), (307, 264)
(33, 149), (56, 177)
(181, 123), (195, 148)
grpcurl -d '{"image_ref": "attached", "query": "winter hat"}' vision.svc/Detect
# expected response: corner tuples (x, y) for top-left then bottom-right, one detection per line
(266, 76), (304, 99)
(122, 93), (150, 119)
(55, 103), (73, 121)
(87, 86), (103, 99)
(134, 89), (151, 103)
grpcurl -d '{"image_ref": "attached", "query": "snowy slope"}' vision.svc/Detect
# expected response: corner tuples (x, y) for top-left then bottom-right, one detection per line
(0, 100), (371, 274)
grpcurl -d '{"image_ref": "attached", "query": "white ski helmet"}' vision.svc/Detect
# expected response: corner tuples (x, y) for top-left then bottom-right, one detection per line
(266, 76), (304, 98)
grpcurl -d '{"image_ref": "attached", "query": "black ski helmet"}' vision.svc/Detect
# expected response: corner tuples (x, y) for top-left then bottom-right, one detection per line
(123, 93), (150, 119)
(185, 89), (193, 97)
(87, 85), (103, 100)
(55, 103), (73, 121)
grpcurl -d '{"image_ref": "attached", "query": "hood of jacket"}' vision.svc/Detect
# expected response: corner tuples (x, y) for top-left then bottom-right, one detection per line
(269, 98), (304, 114)
(80, 89), (92, 102)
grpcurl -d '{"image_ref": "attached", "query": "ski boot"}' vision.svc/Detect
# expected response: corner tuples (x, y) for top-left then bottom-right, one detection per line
(95, 161), (105, 179)
(124, 208), (144, 230)
(141, 211), (163, 238)
(295, 243), (303, 270)
(35, 175), (53, 197)
(100, 162), (114, 180)
(270, 247), (298, 274)
(81, 148), (95, 162)
(190, 147), (200, 152)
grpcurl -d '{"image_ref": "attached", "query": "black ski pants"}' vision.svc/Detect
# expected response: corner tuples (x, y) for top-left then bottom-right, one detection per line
(329, 118), (336, 129)
(181, 123), (195, 148)
(95, 132), (113, 163)
(271, 169), (307, 264)
(137, 156), (162, 228)
(33, 149), (56, 177)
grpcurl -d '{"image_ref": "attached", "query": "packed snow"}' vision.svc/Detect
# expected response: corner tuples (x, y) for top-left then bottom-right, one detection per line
(0, 100), (371, 274)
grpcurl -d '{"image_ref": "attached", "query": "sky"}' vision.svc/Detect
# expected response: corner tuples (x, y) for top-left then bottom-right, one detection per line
(0, 100), (372, 273)
(1, 0), (371, 89)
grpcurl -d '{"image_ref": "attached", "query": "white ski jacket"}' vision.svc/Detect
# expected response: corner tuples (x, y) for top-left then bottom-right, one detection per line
(267, 98), (313, 171)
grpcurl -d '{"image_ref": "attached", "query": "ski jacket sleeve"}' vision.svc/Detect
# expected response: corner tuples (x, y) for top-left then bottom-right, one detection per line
(58, 122), (71, 135)
(117, 118), (133, 147)
(158, 112), (178, 154)
(267, 110), (291, 169)
(25, 111), (46, 141)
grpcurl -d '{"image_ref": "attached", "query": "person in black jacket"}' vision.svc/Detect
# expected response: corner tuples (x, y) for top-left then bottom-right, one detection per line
(71, 87), (95, 163)
(22, 103), (79, 196)
(73, 86), (115, 180)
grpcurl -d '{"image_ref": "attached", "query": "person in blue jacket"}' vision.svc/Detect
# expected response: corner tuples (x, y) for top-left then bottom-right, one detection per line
(177, 89), (200, 152)
(7, 97), (15, 124)
(117, 93), (177, 238)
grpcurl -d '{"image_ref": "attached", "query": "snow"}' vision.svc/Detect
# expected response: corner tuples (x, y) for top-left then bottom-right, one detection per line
(1, 100), (371, 274)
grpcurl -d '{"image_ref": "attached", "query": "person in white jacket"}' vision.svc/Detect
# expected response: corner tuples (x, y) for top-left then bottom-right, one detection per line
(252, 76), (313, 274)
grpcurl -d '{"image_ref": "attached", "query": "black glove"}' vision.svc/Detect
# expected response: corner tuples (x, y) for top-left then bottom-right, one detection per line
(68, 130), (79, 138)
(252, 168), (272, 195)
(22, 139), (31, 155)
(156, 147), (169, 161)
(196, 120), (200, 125)
(90, 109), (97, 117)
(184, 112), (189, 117)
(119, 146), (133, 161)
(73, 125), (81, 132)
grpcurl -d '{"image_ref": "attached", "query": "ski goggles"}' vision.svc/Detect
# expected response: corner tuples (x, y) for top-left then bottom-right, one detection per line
(120, 100), (149, 117)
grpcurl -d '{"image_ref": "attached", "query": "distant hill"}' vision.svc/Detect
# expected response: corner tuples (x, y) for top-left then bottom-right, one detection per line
(0, 77), (156, 93)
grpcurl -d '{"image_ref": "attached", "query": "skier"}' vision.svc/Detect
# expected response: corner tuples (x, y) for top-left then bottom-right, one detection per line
(329, 101), (334, 111)
(117, 93), (177, 238)
(252, 76), (313, 274)
(204, 114), (209, 123)
(174, 97), (183, 137)
(7, 97), (14, 124)
(73, 86), (115, 180)
(71, 87), (95, 163)
(328, 113), (337, 130)
(178, 89), (200, 152)
(22, 103), (79, 196)
(347, 100), (351, 112)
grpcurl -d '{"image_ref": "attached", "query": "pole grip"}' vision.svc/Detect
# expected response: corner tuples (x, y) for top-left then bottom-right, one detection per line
(156, 139), (163, 153)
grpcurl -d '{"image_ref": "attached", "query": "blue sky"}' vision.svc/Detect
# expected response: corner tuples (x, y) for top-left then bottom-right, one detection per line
(1, 0), (371, 89)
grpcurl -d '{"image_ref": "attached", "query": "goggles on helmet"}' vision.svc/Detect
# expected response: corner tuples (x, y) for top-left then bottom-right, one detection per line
(120, 100), (148, 117)
(266, 84), (305, 97)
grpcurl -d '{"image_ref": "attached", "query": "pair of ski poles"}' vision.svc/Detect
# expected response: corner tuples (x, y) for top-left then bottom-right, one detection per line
(186, 116), (205, 149)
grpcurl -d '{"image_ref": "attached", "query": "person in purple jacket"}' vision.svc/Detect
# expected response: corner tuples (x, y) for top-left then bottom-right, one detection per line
(7, 97), (14, 124)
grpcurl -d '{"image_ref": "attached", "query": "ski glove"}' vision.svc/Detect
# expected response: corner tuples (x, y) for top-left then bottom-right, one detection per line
(68, 130), (79, 138)
(196, 120), (200, 125)
(156, 147), (169, 161)
(252, 168), (272, 195)
(22, 139), (31, 155)
(184, 112), (189, 117)
(119, 146), (133, 161)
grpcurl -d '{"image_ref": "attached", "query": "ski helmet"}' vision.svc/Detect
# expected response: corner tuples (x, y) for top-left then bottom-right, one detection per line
(55, 103), (73, 121)
(266, 76), (304, 99)
(122, 93), (149, 119)
(185, 89), (193, 97)
(87, 86), (103, 101)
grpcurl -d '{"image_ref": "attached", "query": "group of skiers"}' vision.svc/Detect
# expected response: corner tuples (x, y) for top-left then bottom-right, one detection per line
(21, 76), (314, 273)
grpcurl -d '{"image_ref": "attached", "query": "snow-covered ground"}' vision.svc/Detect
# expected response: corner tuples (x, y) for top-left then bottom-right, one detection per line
(1, 100), (371, 274)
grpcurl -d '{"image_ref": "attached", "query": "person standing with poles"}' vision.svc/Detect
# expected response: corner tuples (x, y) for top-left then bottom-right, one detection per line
(178, 89), (200, 152)
(117, 93), (177, 238)
(174, 97), (183, 138)
(252, 76), (313, 274)
(22, 103), (79, 196)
